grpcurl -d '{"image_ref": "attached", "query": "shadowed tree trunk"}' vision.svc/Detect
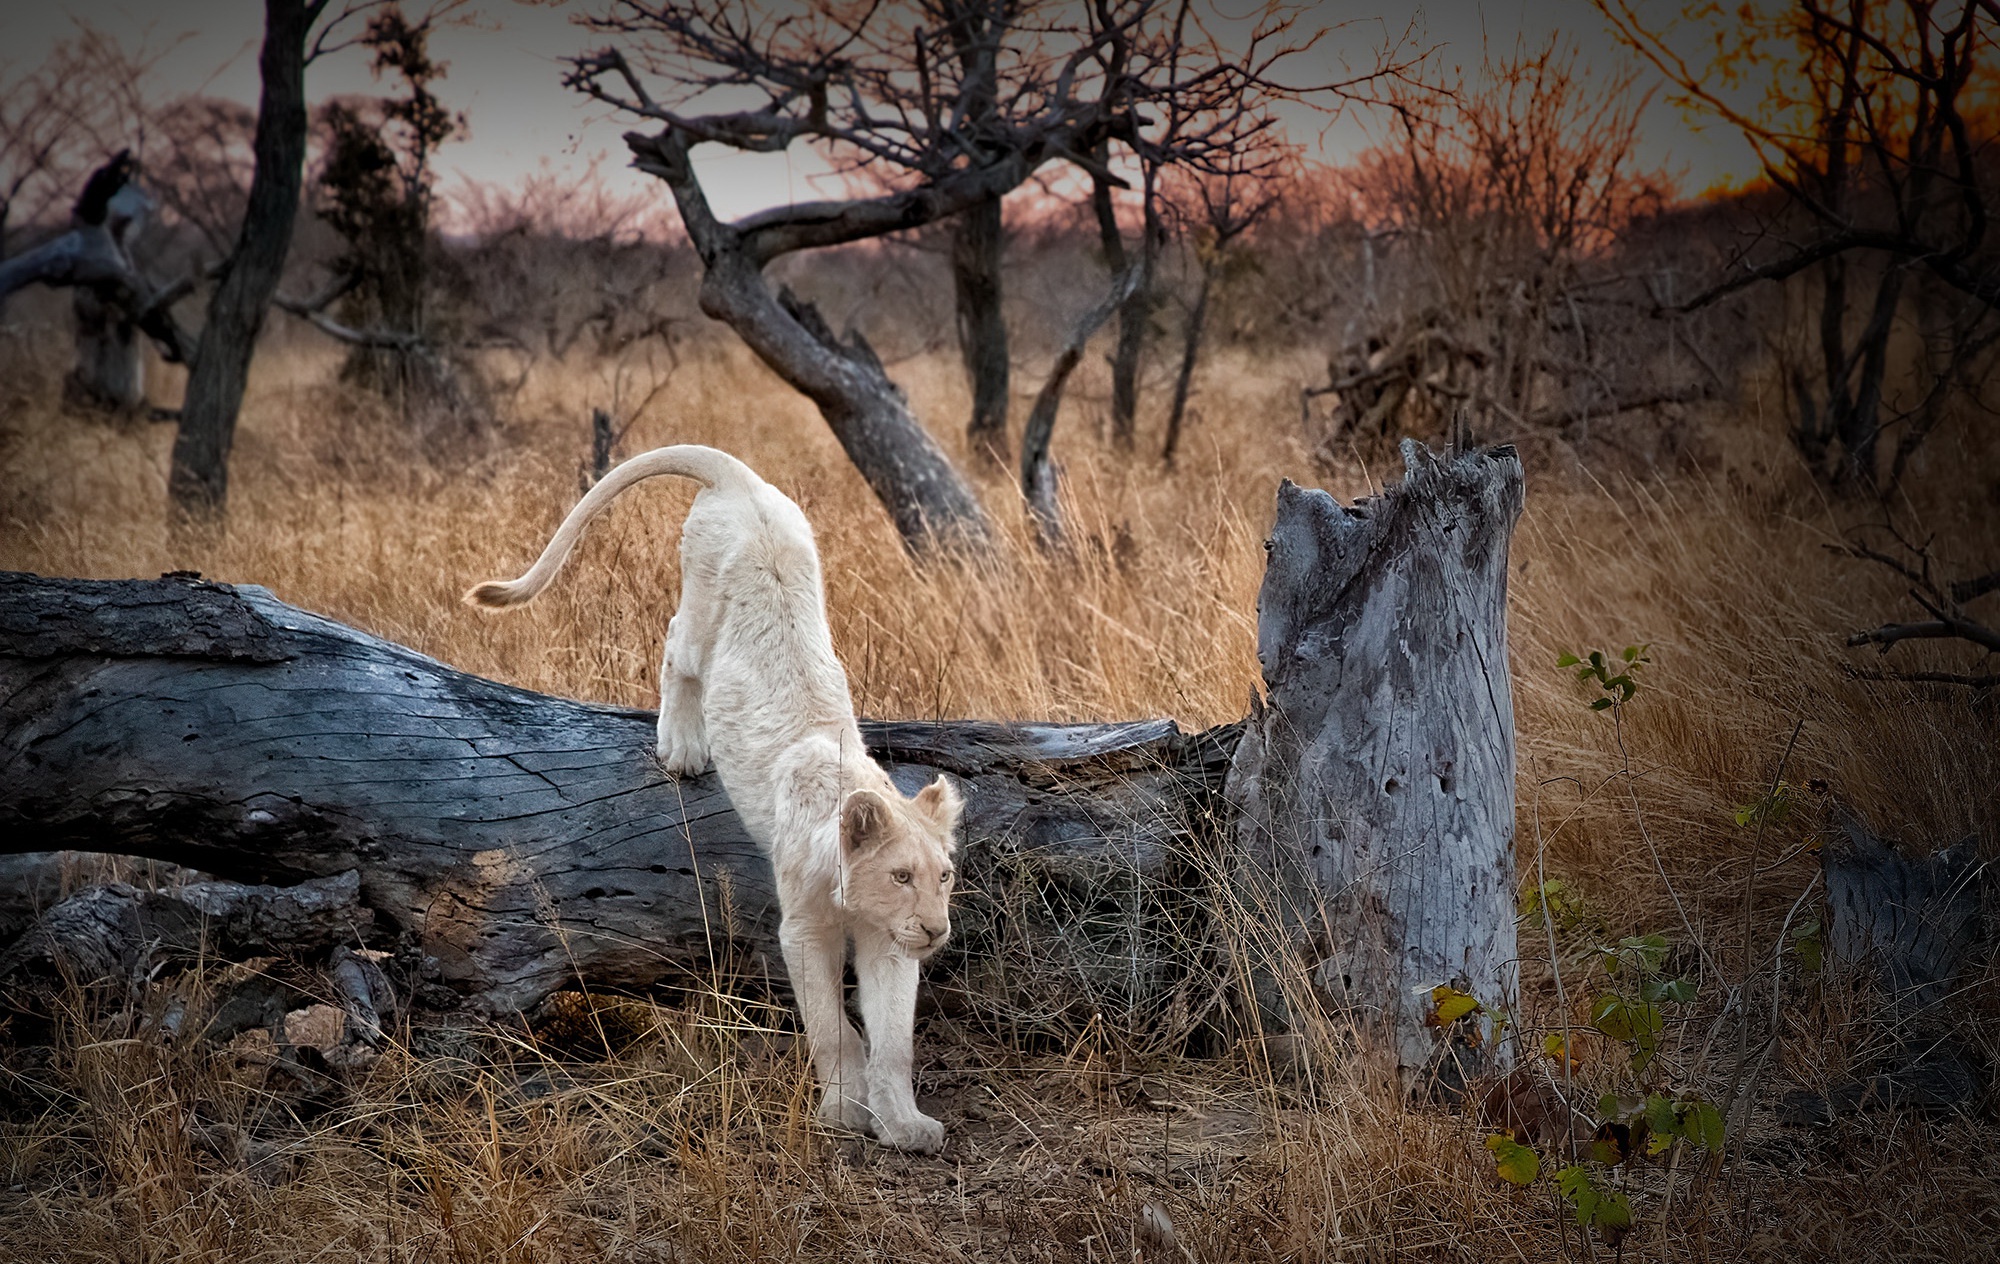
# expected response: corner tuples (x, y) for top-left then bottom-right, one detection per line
(953, 194), (1010, 461)
(1091, 156), (1164, 452)
(67, 285), (149, 413)
(168, 0), (326, 520)
(1160, 259), (1212, 466)
(1225, 442), (1525, 1081)
(1020, 266), (1141, 544)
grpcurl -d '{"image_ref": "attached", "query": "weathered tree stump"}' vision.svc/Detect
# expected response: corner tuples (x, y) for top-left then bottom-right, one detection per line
(1225, 441), (1525, 1078)
(0, 572), (1228, 1016)
(1780, 812), (1986, 1123)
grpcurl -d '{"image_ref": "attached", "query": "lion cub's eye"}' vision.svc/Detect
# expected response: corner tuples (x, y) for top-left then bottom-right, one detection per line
(941, 870), (954, 884)
(892, 869), (912, 884)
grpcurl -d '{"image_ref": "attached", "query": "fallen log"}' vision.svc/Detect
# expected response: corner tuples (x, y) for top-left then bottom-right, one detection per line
(0, 571), (1232, 1015)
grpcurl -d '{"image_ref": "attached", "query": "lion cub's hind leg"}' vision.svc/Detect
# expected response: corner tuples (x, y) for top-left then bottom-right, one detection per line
(656, 608), (712, 776)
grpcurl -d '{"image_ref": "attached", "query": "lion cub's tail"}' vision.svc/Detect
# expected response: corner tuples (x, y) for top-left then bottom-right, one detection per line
(465, 445), (759, 609)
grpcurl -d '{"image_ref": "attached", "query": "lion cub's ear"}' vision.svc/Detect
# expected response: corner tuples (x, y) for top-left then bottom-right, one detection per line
(841, 788), (894, 853)
(911, 775), (963, 845)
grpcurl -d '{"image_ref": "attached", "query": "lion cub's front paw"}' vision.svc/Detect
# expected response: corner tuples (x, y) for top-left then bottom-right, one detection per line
(815, 1091), (873, 1135)
(872, 1111), (946, 1155)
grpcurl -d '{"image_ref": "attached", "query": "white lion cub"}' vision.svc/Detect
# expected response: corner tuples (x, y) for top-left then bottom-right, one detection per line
(467, 445), (961, 1153)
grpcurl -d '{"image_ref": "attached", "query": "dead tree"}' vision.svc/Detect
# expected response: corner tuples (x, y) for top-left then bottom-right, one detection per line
(1, 451), (1524, 1060)
(1225, 442), (1526, 1079)
(569, 2), (1379, 551)
(937, 1), (1012, 461)
(1311, 38), (1678, 457)
(1839, 522), (2000, 687)
(1777, 812), (1985, 1123)
(1020, 264), (1140, 544)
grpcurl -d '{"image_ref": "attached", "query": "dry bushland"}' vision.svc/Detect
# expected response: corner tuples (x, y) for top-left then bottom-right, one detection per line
(0, 310), (1996, 1260)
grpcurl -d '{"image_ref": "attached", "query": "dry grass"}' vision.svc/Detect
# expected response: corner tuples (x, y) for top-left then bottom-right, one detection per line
(1, 327), (1996, 1261)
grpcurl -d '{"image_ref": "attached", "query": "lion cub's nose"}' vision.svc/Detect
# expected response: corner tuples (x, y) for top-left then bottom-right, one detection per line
(921, 922), (949, 946)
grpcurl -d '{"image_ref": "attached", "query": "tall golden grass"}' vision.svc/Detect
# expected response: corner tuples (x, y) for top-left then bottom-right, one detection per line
(0, 332), (1995, 1261)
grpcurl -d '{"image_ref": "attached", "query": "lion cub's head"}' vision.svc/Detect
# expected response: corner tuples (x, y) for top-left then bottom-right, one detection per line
(838, 776), (962, 958)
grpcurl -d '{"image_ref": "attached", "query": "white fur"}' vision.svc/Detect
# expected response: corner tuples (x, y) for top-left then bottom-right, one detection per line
(467, 445), (961, 1153)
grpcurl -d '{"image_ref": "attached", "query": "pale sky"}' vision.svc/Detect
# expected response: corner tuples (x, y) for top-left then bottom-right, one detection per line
(2, 0), (1757, 226)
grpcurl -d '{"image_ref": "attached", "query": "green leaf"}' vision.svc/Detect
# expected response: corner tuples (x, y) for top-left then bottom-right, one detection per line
(1618, 934), (1669, 974)
(1433, 991), (1480, 1024)
(1644, 1094), (1679, 1136)
(1644, 976), (1697, 1005)
(1692, 1100), (1725, 1151)
(1590, 697), (1614, 711)
(1557, 651), (1580, 668)
(1623, 645), (1641, 662)
(1589, 994), (1632, 1041)
(1557, 1165), (1598, 1227)
(1790, 917), (1823, 971)
(1596, 1190), (1634, 1234)
(1485, 1133), (1540, 1187)
(1598, 1091), (1643, 1122)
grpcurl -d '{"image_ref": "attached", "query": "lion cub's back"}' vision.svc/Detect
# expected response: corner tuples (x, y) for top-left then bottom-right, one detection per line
(686, 480), (848, 712)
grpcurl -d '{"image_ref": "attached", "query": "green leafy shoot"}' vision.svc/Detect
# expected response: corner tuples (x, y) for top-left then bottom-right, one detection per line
(1485, 1133), (1540, 1187)
(1598, 933), (1669, 977)
(1588, 932), (1695, 1073)
(1519, 878), (1595, 933)
(1733, 780), (1799, 829)
(1558, 645), (1649, 711)
(1557, 1165), (1634, 1243)
(1641, 1093), (1726, 1156)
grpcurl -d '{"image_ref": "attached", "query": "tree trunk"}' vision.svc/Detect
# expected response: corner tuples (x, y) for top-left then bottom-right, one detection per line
(66, 286), (147, 413)
(1020, 266), (1141, 546)
(1088, 164), (1152, 451)
(168, 0), (320, 520)
(1224, 441), (1525, 1082)
(1160, 261), (1214, 467)
(626, 130), (993, 556)
(0, 572), (1226, 1016)
(953, 194), (1010, 462)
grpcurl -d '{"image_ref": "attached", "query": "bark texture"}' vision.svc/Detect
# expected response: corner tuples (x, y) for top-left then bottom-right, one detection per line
(0, 573), (1224, 1016)
(1824, 811), (1981, 1011)
(168, 0), (322, 518)
(1225, 442), (1525, 1077)
(0, 870), (370, 985)
(1160, 262), (1212, 466)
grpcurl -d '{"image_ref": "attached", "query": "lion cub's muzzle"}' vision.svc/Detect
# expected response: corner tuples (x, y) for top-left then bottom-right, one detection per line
(902, 920), (951, 958)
